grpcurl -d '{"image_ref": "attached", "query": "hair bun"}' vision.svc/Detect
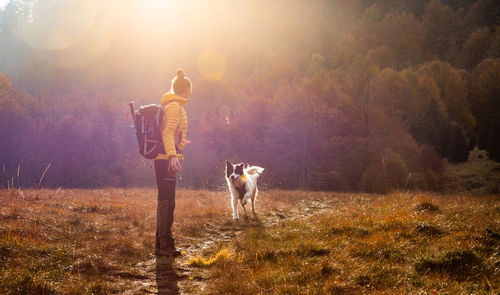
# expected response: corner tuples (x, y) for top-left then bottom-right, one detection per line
(176, 68), (185, 78)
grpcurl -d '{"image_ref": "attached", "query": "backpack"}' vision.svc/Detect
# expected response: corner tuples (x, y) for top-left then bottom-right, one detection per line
(129, 102), (174, 159)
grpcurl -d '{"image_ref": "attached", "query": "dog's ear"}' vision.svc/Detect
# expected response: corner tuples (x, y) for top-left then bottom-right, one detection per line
(235, 164), (244, 175)
(226, 161), (233, 177)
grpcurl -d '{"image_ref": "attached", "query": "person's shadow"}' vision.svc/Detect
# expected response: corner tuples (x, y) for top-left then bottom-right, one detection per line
(155, 256), (180, 295)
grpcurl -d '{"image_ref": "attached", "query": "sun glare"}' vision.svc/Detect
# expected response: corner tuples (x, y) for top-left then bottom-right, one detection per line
(8, 0), (262, 71)
(0, 0), (9, 11)
(136, 0), (172, 20)
(11, 0), (117, 68)
(197, 49), (227, 81)
(16, 0), (98, 50)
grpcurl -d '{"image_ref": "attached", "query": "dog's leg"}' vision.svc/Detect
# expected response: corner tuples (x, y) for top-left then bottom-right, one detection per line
(231, 194), (239, 220)
(252, 187), (259, 220)
(241, 203), (247, 218)
(241, 192), (252, 219)
(251, 197), (260, 222)
(242, 192), (251, 206)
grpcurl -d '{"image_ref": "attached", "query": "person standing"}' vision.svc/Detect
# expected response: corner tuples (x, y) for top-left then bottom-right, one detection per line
(154, 69), (191, 256)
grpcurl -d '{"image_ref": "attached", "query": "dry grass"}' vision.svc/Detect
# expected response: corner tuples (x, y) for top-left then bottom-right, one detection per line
(0, 189), (498, 294)
(187, 248), (233, 267)
(0, 188), (318, 294)
(205, 192), (500, 295)
(0, 188), (159, 294)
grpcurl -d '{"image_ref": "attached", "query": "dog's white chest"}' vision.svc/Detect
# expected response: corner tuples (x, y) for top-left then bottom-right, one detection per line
(233, 182), (246, 199)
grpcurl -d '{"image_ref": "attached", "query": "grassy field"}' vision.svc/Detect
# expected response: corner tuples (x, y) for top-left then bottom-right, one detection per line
(0, 188), (498, 294)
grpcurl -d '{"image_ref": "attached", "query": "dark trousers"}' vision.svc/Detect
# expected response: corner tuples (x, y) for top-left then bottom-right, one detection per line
(154, 159), (176, 250)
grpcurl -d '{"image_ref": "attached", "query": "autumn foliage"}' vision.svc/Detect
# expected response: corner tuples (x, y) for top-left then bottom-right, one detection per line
(0, 0), (499, 191)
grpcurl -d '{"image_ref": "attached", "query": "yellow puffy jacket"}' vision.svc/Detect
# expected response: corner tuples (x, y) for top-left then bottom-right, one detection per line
(154, 93), (188, 161)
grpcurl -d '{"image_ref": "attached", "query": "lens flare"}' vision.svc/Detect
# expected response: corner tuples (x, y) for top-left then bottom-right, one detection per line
(197, 49), (227, 80)
(16, 0), (116, 69)
(15, 0), (98, 50)
(0, 0), (9, 11)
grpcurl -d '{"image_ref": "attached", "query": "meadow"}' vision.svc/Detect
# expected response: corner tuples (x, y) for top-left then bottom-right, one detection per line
(0, 188), (498, 294)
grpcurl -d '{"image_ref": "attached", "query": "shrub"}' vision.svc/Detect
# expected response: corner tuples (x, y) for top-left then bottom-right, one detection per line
(360, 149), (409, 193)
(419, 145), (445, 173)
(360, 165), (387, 193)
(423, 169), (441, 191)
(383, 149), (410, 188)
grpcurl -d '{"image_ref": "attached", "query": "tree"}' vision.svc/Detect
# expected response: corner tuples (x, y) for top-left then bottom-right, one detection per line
(470, 59), (500, 161)
(489, 27), (500, 59)
(461, 27), (493, 70)
(447, 122), (469, 162)
(464, 0), (500, 31)
(371, 68), (408, 119)
(407, 75), (450, 157)
(417, 61), (476, 146)
(367, 45), (394, 70)
(422, 0), (461, 62)
(378, 12), (424, 68)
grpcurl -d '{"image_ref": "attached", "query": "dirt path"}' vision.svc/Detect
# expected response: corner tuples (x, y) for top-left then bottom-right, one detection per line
(126, 197), (341, 294)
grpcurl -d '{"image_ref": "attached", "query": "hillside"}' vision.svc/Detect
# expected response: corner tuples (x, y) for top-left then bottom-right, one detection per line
(1, 0), (499, 190)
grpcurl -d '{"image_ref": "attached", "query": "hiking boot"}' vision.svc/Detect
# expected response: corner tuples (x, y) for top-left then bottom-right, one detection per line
(167, 248), (182, 257)
(156, 248), (182, 257)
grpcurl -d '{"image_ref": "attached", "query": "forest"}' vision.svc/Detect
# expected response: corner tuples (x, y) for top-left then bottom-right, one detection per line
(0, 0), (499, 191)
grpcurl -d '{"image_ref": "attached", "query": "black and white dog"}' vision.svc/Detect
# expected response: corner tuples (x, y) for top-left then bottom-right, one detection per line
(225, 161), (264, 220)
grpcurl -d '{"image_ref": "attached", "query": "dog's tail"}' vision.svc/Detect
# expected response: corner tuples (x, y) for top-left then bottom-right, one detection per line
(245, 166), (264, 176)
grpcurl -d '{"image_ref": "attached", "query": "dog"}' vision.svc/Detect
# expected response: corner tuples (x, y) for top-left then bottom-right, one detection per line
(225, 161), (264, 220)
